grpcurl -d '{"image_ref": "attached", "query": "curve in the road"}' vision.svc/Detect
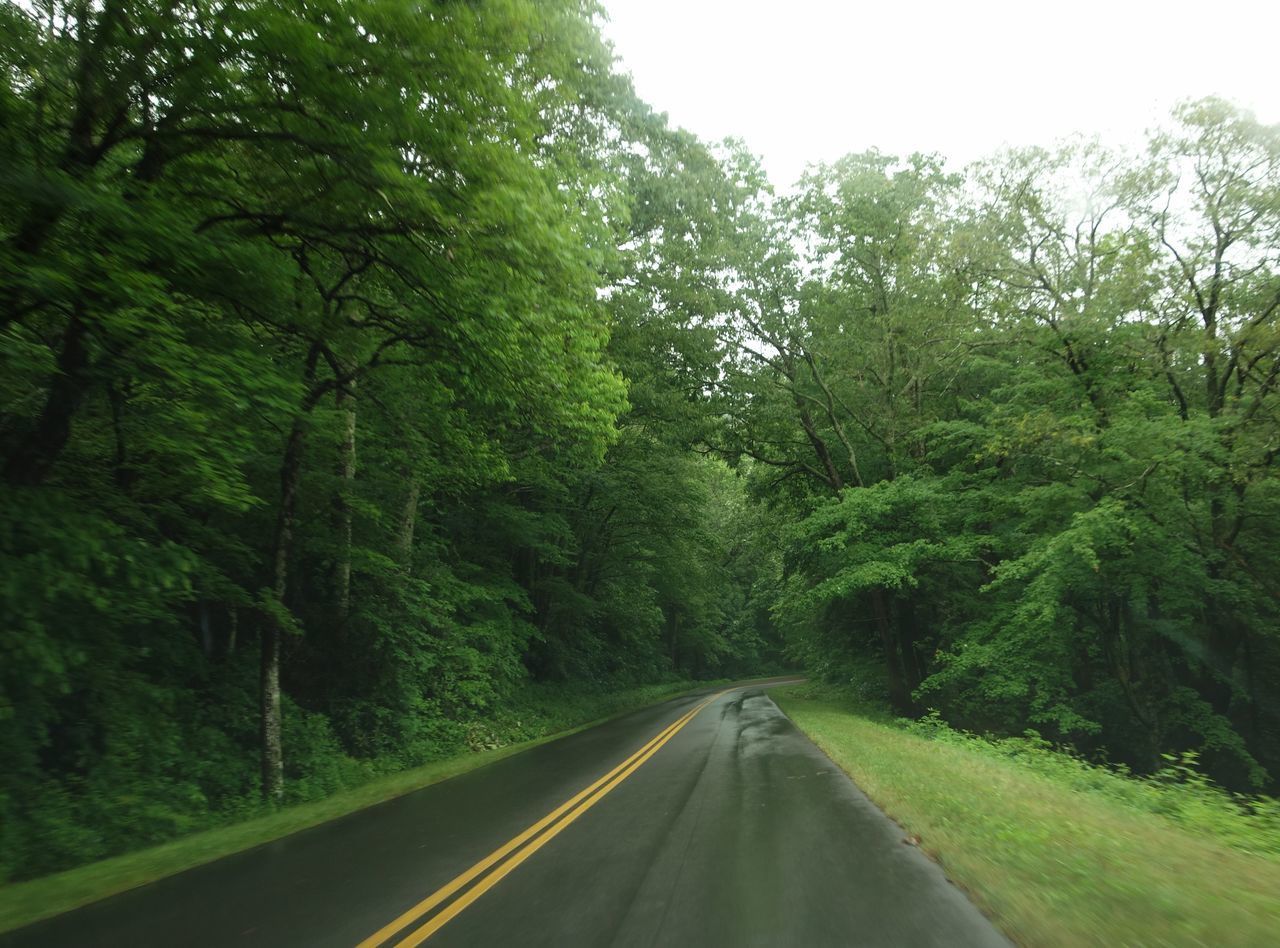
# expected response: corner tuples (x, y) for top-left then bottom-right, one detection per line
(361, 690), (725, 947)
(1, 680), (1010, 948)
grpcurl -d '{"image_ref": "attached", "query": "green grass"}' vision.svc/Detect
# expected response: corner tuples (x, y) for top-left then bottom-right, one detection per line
(773, 683), (1280, 947)
(0, 677), (726, 936)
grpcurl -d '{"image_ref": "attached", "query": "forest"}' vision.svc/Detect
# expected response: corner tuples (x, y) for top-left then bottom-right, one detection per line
(2, 0), (1278, 885)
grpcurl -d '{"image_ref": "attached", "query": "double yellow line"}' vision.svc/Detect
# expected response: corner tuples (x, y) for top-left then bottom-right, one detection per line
(357, 691), (725, 947)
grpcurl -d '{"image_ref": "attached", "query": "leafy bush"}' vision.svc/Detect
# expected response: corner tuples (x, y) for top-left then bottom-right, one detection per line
(898, 703), (1280, 858)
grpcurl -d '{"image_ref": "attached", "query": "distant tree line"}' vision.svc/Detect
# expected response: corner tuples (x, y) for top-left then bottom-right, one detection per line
(713, 104), (1280, 794)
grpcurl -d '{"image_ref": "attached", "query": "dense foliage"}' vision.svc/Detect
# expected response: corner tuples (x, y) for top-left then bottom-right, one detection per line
(0, 0), (777, 881)
(3, 0), (1278, 887)
(718, 107), (1280, 795)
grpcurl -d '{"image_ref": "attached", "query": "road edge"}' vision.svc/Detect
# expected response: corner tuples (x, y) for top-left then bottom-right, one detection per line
(767, 683), (1016, 945)
(0, 676), (791, 936)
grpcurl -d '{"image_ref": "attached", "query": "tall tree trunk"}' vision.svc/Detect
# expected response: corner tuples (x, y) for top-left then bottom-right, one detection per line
(795, 399), (843, 492)
(871, 588), (911, 714)
(395, 477), (420, 567)
(335, 380), (356, 621)
(782, 352), (915, 714)
(261, 346), (321, 802)
(199, 603), (213, 657)
(260, 618), (284, 802)
(1, 2), (133, 331)
(1204, 308), (1222, 420)
(4, 312), (91, 486)
(262, 413), (307, 802)
(896, 597), (924, 691)
(107, 381), (133, 490)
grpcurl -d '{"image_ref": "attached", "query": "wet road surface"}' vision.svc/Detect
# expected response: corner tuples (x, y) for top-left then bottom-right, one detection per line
(4, 681), (1009, 947)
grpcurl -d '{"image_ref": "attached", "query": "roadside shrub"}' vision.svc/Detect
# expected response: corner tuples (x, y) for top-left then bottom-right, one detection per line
(902, 704), (1280, 858)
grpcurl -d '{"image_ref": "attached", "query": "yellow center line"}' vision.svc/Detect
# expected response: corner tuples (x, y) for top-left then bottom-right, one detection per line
(393, 695), (717, 947)
(357, 692), (724, 948)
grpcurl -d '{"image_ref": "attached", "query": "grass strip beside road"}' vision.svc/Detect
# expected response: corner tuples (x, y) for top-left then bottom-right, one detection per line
(0, 678), (731, 936)
(773, 684), (1280, 947)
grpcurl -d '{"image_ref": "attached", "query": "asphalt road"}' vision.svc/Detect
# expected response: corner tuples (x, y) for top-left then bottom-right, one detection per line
(5, 681), (1009, 947)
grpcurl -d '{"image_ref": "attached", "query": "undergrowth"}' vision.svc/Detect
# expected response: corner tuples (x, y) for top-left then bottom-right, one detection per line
(775, 681), (1280, 946)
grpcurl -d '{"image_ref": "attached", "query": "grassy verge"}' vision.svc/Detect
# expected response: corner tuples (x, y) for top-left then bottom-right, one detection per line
(0, 677), (723, 936)
(773, 683), (1280, 947)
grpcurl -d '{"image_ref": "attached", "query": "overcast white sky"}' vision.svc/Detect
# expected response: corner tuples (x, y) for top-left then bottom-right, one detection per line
(600, 0), (1280, 189)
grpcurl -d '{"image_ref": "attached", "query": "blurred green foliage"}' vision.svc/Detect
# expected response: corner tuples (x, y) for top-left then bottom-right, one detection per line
(0, 0), (780, 882)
